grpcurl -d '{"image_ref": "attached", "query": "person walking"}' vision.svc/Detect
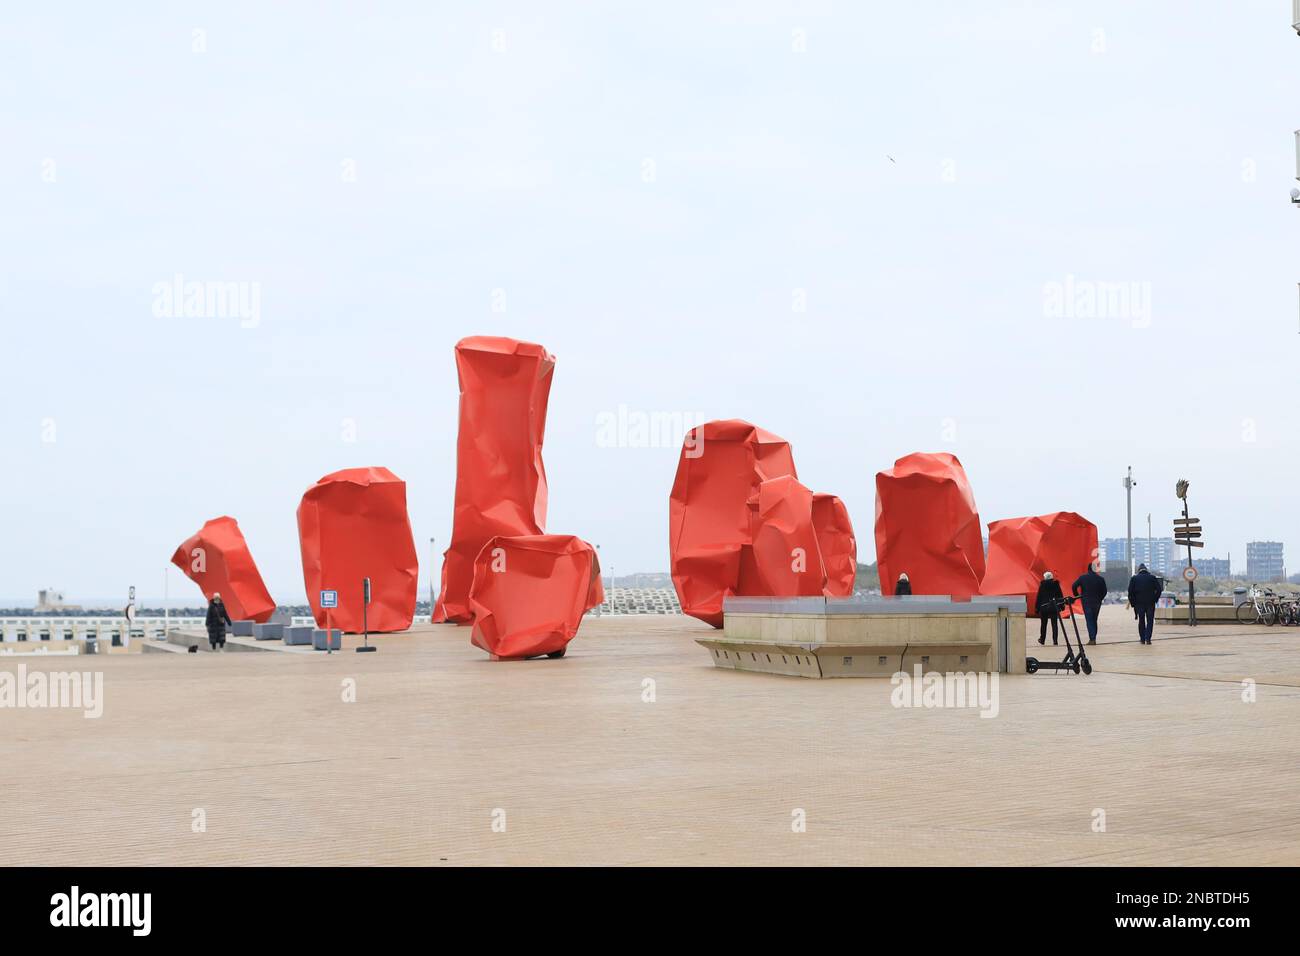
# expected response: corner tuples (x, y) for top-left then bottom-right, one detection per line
(1034, 571), (1064, 645)
(1128, 563), (1162, 645)
(206, 592), (233, 651)
(1071, 562), (1108, 645)
(894, 572), (912, 596)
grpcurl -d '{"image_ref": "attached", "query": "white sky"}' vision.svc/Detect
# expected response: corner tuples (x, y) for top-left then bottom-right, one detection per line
(2, 2), (1298, 604)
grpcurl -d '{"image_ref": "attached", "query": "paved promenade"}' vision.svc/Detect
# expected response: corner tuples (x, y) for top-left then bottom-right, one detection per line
(2, 606), (1297, 865)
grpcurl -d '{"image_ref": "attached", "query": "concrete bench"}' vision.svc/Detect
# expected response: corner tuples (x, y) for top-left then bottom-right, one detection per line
(230, 620), (256, 637)
(283, 625), (314, 646)
(313, 629), (342, 651)
(253, 623), (284, 641)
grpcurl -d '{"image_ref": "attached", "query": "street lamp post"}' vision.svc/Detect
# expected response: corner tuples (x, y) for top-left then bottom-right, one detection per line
(1124, 466), (1137, 575)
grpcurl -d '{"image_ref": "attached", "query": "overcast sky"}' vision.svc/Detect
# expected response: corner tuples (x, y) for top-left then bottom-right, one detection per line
(2, 2), (1297, 604)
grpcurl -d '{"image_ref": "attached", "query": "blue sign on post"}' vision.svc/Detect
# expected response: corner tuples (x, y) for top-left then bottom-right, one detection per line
(320, 589), (338, 609)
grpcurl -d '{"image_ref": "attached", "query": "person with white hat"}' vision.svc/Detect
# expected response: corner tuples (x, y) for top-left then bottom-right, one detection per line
(205, 592), (233, 651)
(1034, 571), (1064, 645)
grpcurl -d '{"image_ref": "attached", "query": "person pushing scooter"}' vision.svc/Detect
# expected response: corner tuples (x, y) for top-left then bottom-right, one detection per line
(1071, 562), (1108, 645)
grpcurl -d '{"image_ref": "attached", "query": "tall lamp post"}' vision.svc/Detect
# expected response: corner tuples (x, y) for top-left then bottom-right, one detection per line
(1124, 466), (1137, 574)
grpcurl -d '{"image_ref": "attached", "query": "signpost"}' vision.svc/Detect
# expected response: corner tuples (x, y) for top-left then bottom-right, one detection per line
(124, 585), (136, 650)
(320, 589), (338, 654)
(358, 577), (375, 653)
(1174, 480), (1199, 626)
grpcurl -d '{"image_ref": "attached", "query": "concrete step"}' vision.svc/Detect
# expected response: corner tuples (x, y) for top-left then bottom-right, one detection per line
(166, 629), (315, 654)
(142, 641), (191, 655)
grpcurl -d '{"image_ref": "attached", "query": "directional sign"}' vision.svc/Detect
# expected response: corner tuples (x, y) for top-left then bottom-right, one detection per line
(1174, 529), (1203, 538)
(1179, 540), (1204, 549)
(1173, 517), (1200, 525)
(320, 589), (339, 609)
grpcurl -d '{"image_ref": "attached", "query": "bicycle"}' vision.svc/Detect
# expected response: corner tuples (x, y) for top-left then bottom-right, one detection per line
(1236, 586), (1279, 625)
(1278, 598), (1300, 626)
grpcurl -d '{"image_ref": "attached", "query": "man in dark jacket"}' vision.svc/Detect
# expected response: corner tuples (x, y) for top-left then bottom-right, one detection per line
(1127, 564), (1162, 645)
(894, 572), (912, 596)
(1034, 571), (1064, 645)
(206, 593), (233, 651)
(1071, 562), (1108, 644)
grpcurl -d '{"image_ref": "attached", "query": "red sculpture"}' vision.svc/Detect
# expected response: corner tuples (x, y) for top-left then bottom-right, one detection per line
(737, 476), (827, 598)
(434, 336), (553, 624)
(874, 452), (985, 599)
(468, 534), (604, 659)
(297, 466), (418, 632)
(171, 516), (276, 623)
(812, 492), (858, 596)
(982, 512), (1099, 616)
(669, 420), (856, 627)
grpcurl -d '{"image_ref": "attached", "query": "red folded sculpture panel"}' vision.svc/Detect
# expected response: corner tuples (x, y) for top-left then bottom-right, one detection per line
(669, 419), (856, 627)
(812, 492), (858, 597)
(171, 516), (276, 623)
(297, 466), (418, 632)
(468, 534), (604, 659)
(434, 336), (553, 624)
(874, 452), (985, 599)
(982, 511), (1099, 616)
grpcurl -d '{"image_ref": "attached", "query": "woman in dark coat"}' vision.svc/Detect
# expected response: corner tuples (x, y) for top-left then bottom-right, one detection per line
(205, 593), (233, 651)
(1034, 571), (1064, 645)
(894, 572), (912, 596)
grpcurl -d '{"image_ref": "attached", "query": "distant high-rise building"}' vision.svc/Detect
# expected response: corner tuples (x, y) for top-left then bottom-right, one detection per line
(1100, 537), (1179, 575)
(1246, 541), (1285, 582)
(1196, 557), (1231, 580)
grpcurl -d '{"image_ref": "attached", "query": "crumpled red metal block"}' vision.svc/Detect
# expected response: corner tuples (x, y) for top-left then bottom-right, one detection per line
(982, 511), (1099, 616)
(434, 336), (553, 624)
(669, 420), (856, 627)
(874, 452), (985, 599)
(468, 534), (604, 659)
(737, 476), (825, 598)
(297, 466), (418, 632)
(171, 516), (276, 623)
(812, 492), (857, 596)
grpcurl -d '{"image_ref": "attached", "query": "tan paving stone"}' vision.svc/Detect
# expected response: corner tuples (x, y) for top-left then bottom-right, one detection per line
(1, 606), (1297, 865)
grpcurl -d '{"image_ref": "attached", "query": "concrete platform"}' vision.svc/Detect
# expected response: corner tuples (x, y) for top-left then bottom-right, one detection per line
(706, 595), (1027, 676)
(1, 606), (1298, 866)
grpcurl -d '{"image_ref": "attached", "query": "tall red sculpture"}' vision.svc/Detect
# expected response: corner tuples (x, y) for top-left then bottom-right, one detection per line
(297, 466), (418, 632)
(874, 452), (985, 599)
(669, 419), (856, 627)
(982, 512), (1099, 616)
(467, 534), (604, 659)
(171, 516), (276, 623)
(434, 336), (553, 624)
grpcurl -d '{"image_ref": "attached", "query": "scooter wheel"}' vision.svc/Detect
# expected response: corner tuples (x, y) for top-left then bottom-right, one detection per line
(1072, 660), (1081, 674)
(1025, 658), (1039, 674)
(1081, 659), (1092, 675)
(546, 648), (566, 659)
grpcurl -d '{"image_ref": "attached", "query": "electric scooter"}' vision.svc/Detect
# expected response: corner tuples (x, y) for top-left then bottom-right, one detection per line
(1025, 594), (1092, 675)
